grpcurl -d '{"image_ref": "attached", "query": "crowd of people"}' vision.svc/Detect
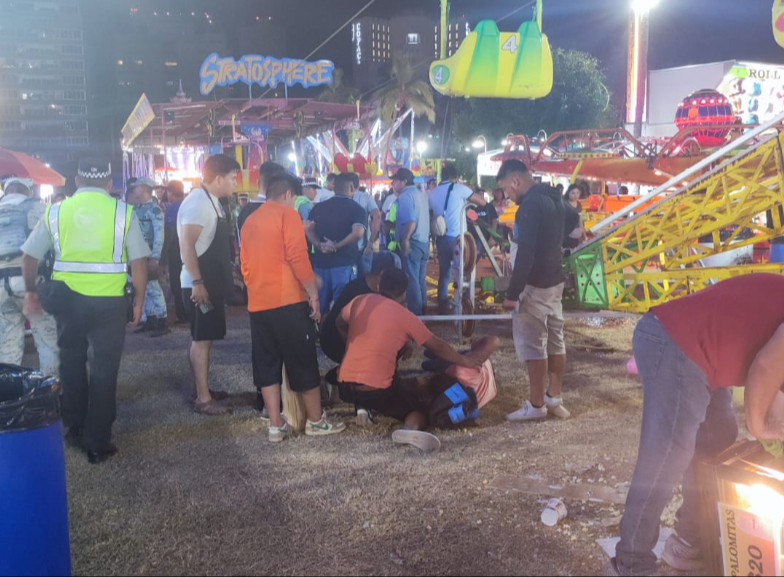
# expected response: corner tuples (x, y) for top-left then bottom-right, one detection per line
(4, 153), (784, 576)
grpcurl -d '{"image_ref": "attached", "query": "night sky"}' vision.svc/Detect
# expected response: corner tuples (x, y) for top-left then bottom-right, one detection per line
(180, 0), (784, 99)
(112, 0), (784, 86)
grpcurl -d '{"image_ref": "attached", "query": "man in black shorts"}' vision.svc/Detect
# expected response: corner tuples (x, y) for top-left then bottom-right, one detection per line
(178, 154), (240, 415)
(240, 173), (346, 442)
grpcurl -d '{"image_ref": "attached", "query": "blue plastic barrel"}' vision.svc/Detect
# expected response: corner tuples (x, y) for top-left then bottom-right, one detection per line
(771, 242), (784, 263)
(0, 365), (71, 577)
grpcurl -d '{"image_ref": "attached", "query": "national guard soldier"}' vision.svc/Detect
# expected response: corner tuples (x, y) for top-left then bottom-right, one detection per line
(127, 177), (169, 337)
(21, 159), (151, 464)
(0, 176), (59, 375)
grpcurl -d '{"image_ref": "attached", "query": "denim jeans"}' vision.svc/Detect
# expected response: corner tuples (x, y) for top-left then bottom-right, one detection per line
(615, 312), (738, 576)
(435, 235), (458, 302)
(314, 265), (357, 314)
(401, 240), (429, 315)
(358, 250), (373, 277)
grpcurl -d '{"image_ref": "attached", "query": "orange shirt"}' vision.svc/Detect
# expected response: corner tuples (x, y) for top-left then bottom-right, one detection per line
(338, 294), (434, 390)
(241, 201), (315, 312)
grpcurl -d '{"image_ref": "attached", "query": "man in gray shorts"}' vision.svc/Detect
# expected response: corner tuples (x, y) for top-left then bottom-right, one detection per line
(497, 160), (570, 422)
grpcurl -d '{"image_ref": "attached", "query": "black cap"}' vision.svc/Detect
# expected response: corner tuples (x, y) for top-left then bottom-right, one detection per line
(78, 158), (112, 179)
(371, 251), (401, 273)
(391, 167), (415, 184)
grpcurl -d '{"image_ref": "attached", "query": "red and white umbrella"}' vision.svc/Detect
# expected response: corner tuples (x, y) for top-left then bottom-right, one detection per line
(0, 148), (65, 186)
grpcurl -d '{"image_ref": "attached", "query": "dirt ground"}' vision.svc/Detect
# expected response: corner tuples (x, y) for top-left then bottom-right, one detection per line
(39, 307), (725, 576)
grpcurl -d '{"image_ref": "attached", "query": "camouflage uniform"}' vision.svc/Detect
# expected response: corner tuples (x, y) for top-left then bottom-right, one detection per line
(134, 200), (167, 319)
(0, 196), (59, 376)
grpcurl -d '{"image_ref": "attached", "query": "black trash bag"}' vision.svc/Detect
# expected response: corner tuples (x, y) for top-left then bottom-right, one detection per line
(0, 364), (60, 434)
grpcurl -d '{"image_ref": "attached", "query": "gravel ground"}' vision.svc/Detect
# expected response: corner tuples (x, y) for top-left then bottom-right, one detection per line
(37, 307), (725, 576)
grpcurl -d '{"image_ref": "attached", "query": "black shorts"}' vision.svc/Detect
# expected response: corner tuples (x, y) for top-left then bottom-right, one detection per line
(183, 289), (226, 342)
(338, 377), (424, 422)
(250, 302), (320, 393)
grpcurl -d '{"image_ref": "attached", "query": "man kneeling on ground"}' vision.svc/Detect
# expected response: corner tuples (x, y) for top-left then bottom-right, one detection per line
(320, 251), (400, 364)
(336, 268), (491, 452)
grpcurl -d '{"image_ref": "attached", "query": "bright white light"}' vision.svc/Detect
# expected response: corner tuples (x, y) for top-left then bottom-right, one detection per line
(464, 147), (470, 152)
(735, 483), (784, 520)
(502, 139), (509, 146)
(472, 140), (485, 149)
(416, 141), (427, 155)
(632, 0), (659, 13)
(288, 153), (297, 162)
(40, 184), (54, 200)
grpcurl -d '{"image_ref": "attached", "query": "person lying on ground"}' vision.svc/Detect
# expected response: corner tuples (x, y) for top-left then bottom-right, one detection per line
(320, 251), (400, 364)
(607, 273), (784, 577)
(335, 268), (491, 451)
(422, 336), (500, 409)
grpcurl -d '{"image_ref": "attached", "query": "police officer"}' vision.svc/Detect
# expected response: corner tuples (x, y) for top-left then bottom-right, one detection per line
(127, 177), (169, 337)
(21, 159), (151, 464)
(0, 176), (58, 375)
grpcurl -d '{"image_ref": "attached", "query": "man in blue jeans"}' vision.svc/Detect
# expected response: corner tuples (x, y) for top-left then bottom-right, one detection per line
(392, 168), (430, 315)
(607, 274), (784, 576)
(428, 164), (486, 315)
(305, 173), (367, 314)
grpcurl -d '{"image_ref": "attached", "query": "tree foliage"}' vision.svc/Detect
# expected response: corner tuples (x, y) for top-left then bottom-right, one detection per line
(317, 68), (360, 104)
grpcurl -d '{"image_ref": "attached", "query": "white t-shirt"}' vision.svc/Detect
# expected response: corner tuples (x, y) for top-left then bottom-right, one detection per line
(177, 187), (224, 288)
(313, 188), (335, 203)
(382, 193), (397, 216)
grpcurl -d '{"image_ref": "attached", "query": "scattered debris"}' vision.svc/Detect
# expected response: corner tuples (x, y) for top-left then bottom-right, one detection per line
(488, 475), (628, 505)
(596, 528), (673, 560)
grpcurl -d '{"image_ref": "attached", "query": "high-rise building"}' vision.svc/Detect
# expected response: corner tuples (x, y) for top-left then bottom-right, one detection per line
(350, 14), (470, 93)
(112, 7), (231, 115)
(0, 0), (89, 168)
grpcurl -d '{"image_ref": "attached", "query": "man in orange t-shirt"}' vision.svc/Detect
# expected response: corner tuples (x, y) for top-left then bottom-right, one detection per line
(336, 269), (489, 451)
(241, 173), (345, 443)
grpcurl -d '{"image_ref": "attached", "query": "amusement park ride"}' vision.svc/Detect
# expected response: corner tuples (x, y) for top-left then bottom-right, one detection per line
(428, 0), (784, 328)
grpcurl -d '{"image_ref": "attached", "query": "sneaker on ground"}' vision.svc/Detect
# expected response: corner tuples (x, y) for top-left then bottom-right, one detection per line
(259, 407), (270, 422)
(603, 558), (653, 577)
(506, 400), (548, 422)
(305, 413), (346, 436)
(356, 408), (373, 427)
(661, 533), (704, 572)
(545, 394), (571, 419)
(269, 421), (290, 443)
(392, 429), (441, 454)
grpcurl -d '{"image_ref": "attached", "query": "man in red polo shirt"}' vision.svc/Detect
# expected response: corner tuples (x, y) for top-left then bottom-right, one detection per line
(607, 274), (784, 577)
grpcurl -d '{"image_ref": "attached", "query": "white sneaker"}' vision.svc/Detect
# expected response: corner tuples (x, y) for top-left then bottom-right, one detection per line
(259, 408), (270, 422)
(506, 400), (548, 422)
(545, 394), (571, 420)
(269, 421), (290, 443)
(661, 534), (704, 572)
(305, 413), (347, 437)
(356, 408), (373, 427)
(392, 429), (441, 453)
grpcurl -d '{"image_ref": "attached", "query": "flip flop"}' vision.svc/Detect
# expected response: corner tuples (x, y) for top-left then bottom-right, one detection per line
(392, 430), (441, 454)
(194, 399), (230, 416)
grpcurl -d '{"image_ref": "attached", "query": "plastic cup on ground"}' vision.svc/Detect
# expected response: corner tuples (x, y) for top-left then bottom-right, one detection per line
(541, 498), (568, 526)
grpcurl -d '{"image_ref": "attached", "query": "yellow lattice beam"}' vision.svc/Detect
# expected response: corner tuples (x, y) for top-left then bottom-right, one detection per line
(606, 264), (784, 313)
(600, 133), (784, 274)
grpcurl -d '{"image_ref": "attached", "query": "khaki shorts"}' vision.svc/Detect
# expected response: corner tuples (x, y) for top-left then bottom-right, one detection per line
(513, 283), (566, 361)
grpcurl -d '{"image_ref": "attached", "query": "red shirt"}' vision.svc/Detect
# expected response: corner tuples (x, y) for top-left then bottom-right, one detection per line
(653, 274), (784, 389)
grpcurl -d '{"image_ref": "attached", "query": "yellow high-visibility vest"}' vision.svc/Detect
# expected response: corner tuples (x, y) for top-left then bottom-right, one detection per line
(45, 189), (133, 297)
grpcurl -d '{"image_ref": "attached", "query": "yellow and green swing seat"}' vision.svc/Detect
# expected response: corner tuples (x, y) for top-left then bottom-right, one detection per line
(429, 18), (553, 99)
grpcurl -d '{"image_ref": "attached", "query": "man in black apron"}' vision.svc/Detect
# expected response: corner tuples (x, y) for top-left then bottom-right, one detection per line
(178, 155), (241, 415)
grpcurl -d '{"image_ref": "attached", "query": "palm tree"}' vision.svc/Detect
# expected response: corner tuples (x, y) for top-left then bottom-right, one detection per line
(374, 54), (436, 172)
(317, 68), (359, 104)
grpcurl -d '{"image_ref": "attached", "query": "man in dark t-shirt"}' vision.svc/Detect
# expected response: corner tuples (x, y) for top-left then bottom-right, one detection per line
(236, 162), (286, 245)
(305, 173), (367, 313)
(608, 274), (784, 577)
(320, 251), (400, 363)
